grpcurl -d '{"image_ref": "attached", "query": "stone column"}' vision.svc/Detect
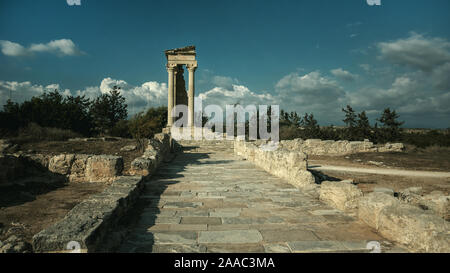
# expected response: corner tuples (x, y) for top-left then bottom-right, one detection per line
(167, 66), (175, 126)
(188, 65), (197, 128)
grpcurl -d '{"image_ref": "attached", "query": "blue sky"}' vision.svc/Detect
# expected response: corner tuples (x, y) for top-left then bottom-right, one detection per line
(1, 0), (449, 128)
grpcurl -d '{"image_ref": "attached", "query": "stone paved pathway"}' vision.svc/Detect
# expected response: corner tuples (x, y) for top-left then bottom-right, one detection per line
(119, 141), (407, 253)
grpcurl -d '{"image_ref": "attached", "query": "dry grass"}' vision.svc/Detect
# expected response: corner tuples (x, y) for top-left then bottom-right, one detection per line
(12, 123), (81, 144)
(420, 145), (450, 154)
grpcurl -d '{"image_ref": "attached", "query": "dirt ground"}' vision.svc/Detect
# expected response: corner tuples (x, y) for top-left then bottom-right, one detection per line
(0, 179), (107, 244)
(1, 138), (143, 246)
(316, 170), (449, 195)
(309, 147), (450, 172)
(12, 138), (144, 173)
(309, 147), (450, 195)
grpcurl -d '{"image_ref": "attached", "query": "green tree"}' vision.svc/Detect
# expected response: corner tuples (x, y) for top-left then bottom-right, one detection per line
(342, 105), (357, 139)
(128, 106), (167, 139)
(356, 111), (371, 140)
(342, 105), (357, 128)
(376, 108), (404, 142)
(1, 90), (94, 136)
(90, 86), (127, 135)
(300, 113), (320, 138)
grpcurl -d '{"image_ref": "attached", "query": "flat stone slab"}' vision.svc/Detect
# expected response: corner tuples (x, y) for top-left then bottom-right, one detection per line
(310, 209), (342, 216)
(151, 231), (198, 245)
(198, 230), (263, 244)
(168, 224), (208, 231)
(260, 229), (318, 243)
(287, 241), (347, 253)
(205, 244), (265, 253)
(163, 202), (203, 208)
(149, 244), (207, 253)
(210, 209), (241, 217)
(264, 243), (291, 253)
(180, 217), (222, 225)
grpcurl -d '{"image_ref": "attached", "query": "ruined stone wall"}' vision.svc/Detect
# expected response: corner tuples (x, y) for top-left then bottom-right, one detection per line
(279, 139), (405, 156)
(32, 132), (172, 253)
(0, 153), (123, 184)
(234, 139), (448, 252)
(129, 133), (171, 176)
(234, 140), (316, 191)
(318, 181), (449, 252)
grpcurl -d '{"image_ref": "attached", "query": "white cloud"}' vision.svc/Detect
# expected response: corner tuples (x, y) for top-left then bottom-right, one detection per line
(76, 78), (168, 116)
(0, 40), (29, 56)
(0, 39), (84, 57)
(330, 68), (358, 81)
(378, 33), (450, 71)
(199, 84), (275, 108)
(275, 71), (345, 103)
(211, 76), (239, 89)
(273, 71), (347, 124)
(0, 81), (56, 106)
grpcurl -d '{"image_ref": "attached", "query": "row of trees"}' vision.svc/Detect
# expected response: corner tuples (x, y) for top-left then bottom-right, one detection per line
(2, 89), (448, 148)
(0, 87), (170, 141)
(0, 87), (129, 138)
(279, 106), (405, 143)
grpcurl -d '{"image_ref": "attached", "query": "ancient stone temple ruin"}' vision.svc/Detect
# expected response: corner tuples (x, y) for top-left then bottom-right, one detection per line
(165, 46), (198, 128)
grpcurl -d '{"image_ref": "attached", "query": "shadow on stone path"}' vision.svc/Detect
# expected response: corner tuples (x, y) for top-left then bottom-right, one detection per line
(118, 141), (407, 253)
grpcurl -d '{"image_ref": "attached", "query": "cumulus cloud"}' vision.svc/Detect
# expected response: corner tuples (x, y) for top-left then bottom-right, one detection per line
(275, 71), (345, 104)
(0, 40), (29, 56)
(211, 76), (239, 89)
(0, 39), (84, 57)
(377, 33), (450, 72)
(273, 71), (347, 123)
(330, 68), (358, 81)
(199, 84), (275, 108)
(347, 74), (450, 123)
(0, 80), (65, 106)
(75, 77), (168, 116)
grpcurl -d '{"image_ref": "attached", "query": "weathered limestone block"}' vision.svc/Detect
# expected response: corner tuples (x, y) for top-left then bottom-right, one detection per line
(68, 154), (90, 182)
(154, 133), (170, 155)
(234, 140), (315, 189)
(358, 192), (399, 229)
(129, 133), (171, 177)
(319, 181), (363, 211)
(378, 143), (405, 152)
(399, 187), (423, 204)
(48, 154), (75, 175)
(419, 191), (450, 220)
(378, 203), (450, 252)
(278, 138), (402, 155)
(373, 187), (395, 196)
(85, 155), (123, 182)
(130, 157), (157, 176)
